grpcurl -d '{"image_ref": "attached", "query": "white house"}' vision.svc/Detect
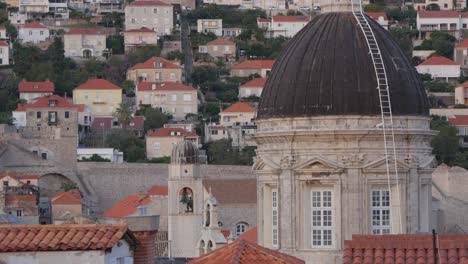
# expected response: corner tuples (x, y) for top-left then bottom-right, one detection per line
(416, 11), (468, 41)
(416, 56), (461, 82)
(455, 81), (468, 105)
(269, 16), (310, 38)
(77, 148), (124, 163)
(197, 19), (223, 36)
(219, 102), (256, 127)
(18, 22), (49, 44)
(367, 12), (389, 29)
(18, 80), (55, 103)
(239, 78), (266, 98)
(0, 41), (9, 66)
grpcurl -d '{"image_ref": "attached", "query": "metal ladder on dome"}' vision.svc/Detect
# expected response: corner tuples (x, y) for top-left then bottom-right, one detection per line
(350, 0), (403, 233)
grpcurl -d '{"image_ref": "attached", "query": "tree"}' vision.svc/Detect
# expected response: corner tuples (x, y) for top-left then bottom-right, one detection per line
(105, 130), (145, 161)
(122, 80), (135, 97)
(114, 102), (133, 128)
(127, 46), (161, 66)
(389, 27), (417, 58)
(191, 66), (218, 86)
(142, 107), (168, 131)
(107, 35), (124, 55)
(205, 139), (255, 165)
(164, 50), (185, 64)
(79, 154), (111, 162)
(431, 117), (459, 164)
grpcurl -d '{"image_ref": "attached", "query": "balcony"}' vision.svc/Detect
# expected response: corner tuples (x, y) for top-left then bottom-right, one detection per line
(420, 24), (439, 32)
(93, 100), (106, 104)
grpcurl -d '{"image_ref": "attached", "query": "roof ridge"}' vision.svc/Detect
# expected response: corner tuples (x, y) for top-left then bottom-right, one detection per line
(231, 239), (246, 264)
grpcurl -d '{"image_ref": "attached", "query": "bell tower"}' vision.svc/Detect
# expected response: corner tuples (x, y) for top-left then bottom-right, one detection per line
(168, 140), (203, 258)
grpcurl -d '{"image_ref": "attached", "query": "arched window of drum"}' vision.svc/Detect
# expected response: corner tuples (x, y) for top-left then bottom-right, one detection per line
(199, 240), (205, 256)
(179, 187), (193, 213)
(207, 241), (213, 252)
(205, 204), (211, 227)
(236, 222), (248, 236)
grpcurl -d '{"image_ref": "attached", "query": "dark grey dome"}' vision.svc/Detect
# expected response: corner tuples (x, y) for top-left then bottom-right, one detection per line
(171, 140), (199, 164)
(257, 12), (429, 119)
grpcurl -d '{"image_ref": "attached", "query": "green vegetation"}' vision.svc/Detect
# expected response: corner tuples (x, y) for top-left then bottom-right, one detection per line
(105, 130), (146, 162)
(431, 116), (468, 169)
(185, 5), (266, 29)
(106, 35), (124, 55)
(206, 139), (255, 165)
(114, 102), (133, 128)
(138, 107), (169, 132)
(79, 154), (111, 162)
(414, 32), (456, 58)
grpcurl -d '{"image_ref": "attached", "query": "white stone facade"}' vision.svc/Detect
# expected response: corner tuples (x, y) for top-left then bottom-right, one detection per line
(197, 19), (223, 36)
(254, 116), (435, 264)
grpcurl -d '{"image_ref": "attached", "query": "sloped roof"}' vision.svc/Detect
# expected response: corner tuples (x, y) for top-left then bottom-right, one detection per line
(76, 79), (122, 90)
(189, 239), (304, 264)
(129, 57), (181, 70)
(18, 80), (55, 93)
(232, 60), (275, 70)
(202, 179), (256, 204)
(0, 173), (39, 181)
(238, 226), (257, 244)
(0, 224), (136, 252)
(51, 189), (82, 205)
(137, 82), (195, 91)
(101, 194), (151, 218)
(257, 18), (269, 23)
(146, 127), (197, 137)
(125, 27), (156, 33)
(366, 12), (387, 20)
(147, 185), (168, 196)
(448, 115), (468, 126)
(65, 28), (106, 35)
(17, 95), (79, 110)
(207, 38), (235, 46)
(0, 41), (8, 47)
(418, 10), (462, 18)
(343, 234), (468, 264)
(418, 56), (459, 66)
(272, 16), (310, 22)
(240, 78), (266, 88)
(128, 0), (172, 6)
(23, 22), (48, 29)
(222, 102), (256, 113)
(457, 39), (468, 48)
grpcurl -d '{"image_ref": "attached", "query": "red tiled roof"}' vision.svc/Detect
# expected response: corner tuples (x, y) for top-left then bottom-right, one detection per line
(76, 79), (121, 90)
(457, 39), (468, 48)
(221, 230), (231, 239)
(232, 60), (275, 70)
(23, 22), (48, 29)
(202, 179), (256, 204)
(418, 10), (462, 18)
(0, 224), (136, 252)
(101, 194), (150, 218)
(147, 185), (168, 196)
(343, 234), (468, 264)
(125, 27), (156, 33)
(92, 116), (144, 130)
(238, 226), (257, 244)
(207, 38), (235, 46)
(146, 127), (197, 137)
(51, 190), (82, 205)
(189, 238), (304, 264)
(448, 115), (468, 126)
(129, 57), (181, 70)
(272, 16), (310, 22)
(5, 195), (36, 203)
(128, 0), (172, 6)
(0, 173), (39, 181)
(222, 102), (256, 113)
(257, 18), (269, 23)
(0, 41), (8, 47)
(137, 82), (195, 91)
(418, 56), (459, 66)
(17, 95), (80, 110)
(240, 78), (266, 88)
(65, 28), (106, 35)
(18, 80), (55, 93)
(366, 12), (388, 20)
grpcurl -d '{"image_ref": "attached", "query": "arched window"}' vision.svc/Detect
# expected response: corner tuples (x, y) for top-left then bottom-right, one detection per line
(179, 187), (193, 213)
(236, 222), (248, 236)
(205, 204), (211, 227)
(207, 241), (213, 252)
(199, 240), (205, 256)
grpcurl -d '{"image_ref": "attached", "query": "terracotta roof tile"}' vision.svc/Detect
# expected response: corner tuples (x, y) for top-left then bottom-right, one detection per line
(137, 82), (195, 91)
(448, 115), (468, 126)
(222, 102), (256, 113)
(202, 179), (256, 204)
(128, 0), (172, 6)
(238, 226), (257, 243)
(207, 38), (235, 46)
(23, 22), (48, 29)
(366, 12), (388, 20)
(344, 234), (468, 264)
(0, 224), (135, 252)
(457, 39), (468, 48)
(189, 238), (304, 264)
(146, 127), (197, 137)
(18, 80), (55, 93)
(16, 95), (80, 110)
(0, 173), (39, 181)
(101, 194), (150, 218)
(0, 41), (8, 47)
(65, 28), (106, 35)
(418, 10), (462, 18)
(51, 190), (82, 205)
(272, 16), (310, 22)
(418, 56), (459, 66)
(240, 78), (266, 88)
(147, 185), (168, 196)
(129, 56), (180, 70)
(76, 79), (121, 90)
(232, 60), (275, 70)
(125, 27), (156, 33)
(257, 18), (269, 23)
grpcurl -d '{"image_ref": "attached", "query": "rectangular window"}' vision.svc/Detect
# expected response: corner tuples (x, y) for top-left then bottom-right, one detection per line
(139, 207), (147, 216)
(183, 94), (192, 101)
(272, 188), (279, 248)
(37, 111), (41, 119)
(41, 152), (47, 160)
(154, 142), (161, 149)
(16, 209), (23, 217)
(311, 190), (333, 247)
(171, 94), (177, 102)
(370, 190), (391, 234)
(65, 111), (70, 118)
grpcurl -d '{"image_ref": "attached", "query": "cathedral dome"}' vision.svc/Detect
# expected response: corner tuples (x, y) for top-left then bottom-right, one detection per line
(171, 140), (199, 164)
(257, 12), (429, 119)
